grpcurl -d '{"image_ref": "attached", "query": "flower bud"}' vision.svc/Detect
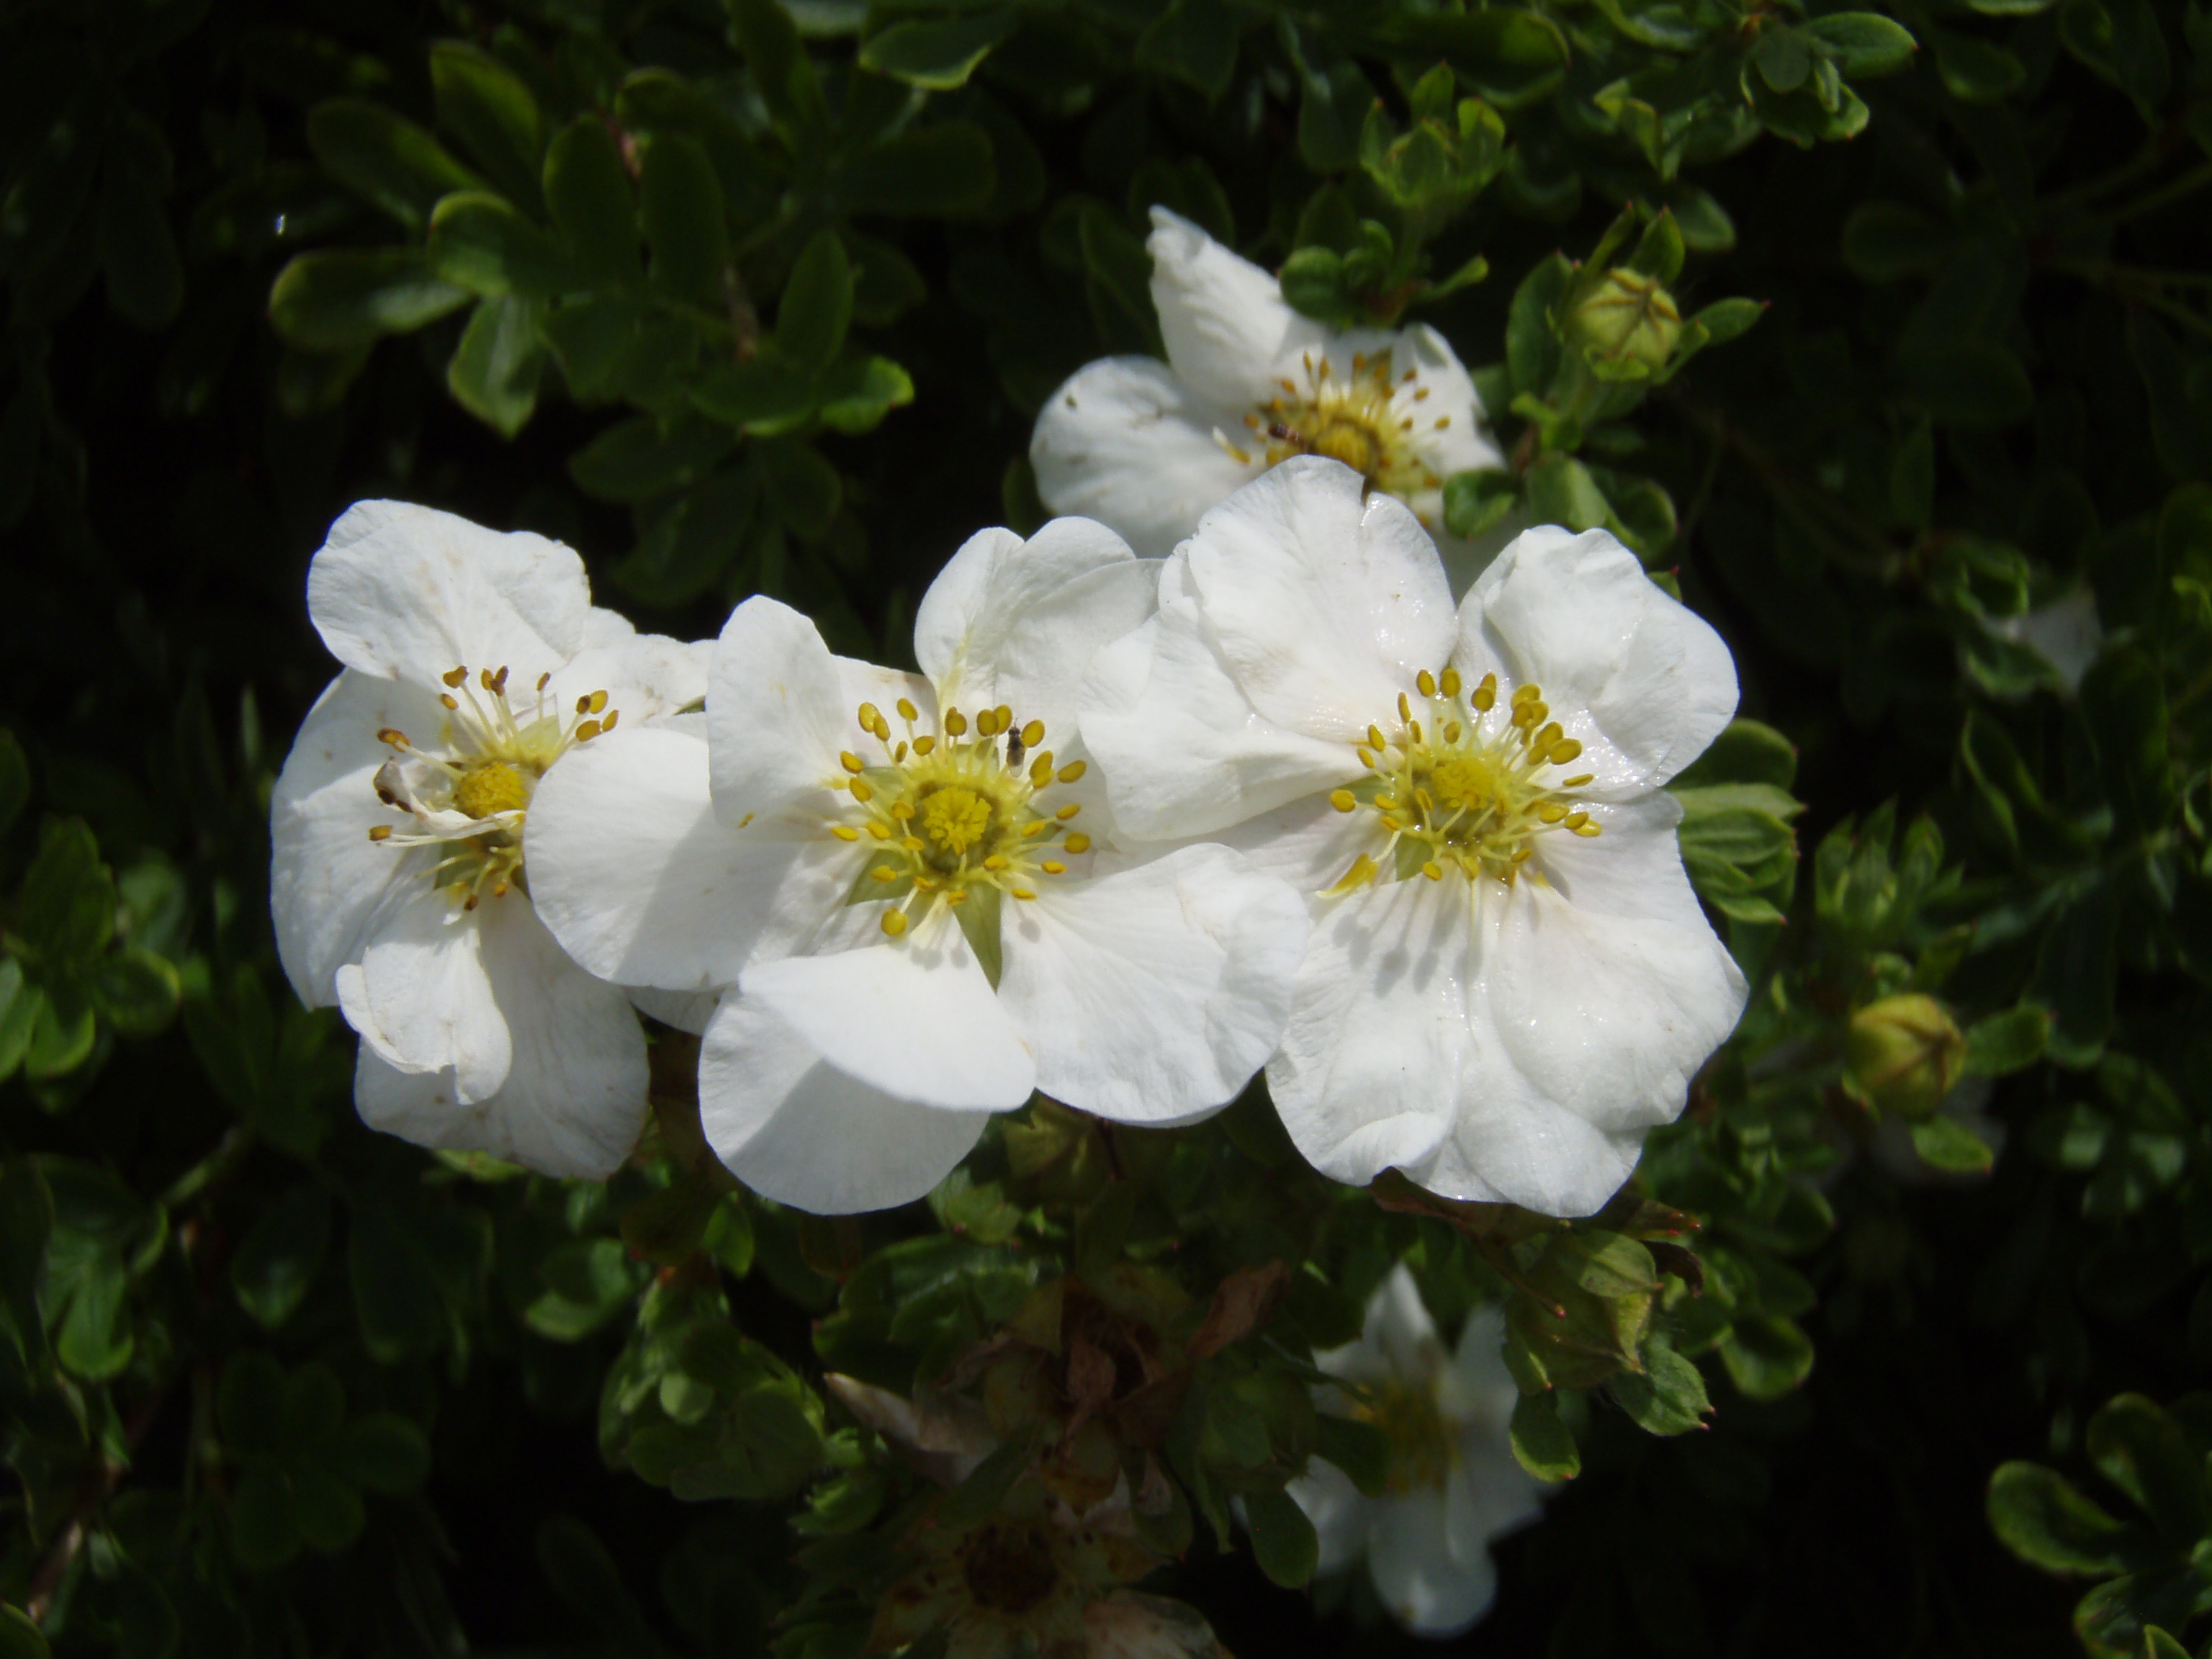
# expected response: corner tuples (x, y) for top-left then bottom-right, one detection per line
(1844, 994), (1966, 1120)
(1566, 268), (1683, 375)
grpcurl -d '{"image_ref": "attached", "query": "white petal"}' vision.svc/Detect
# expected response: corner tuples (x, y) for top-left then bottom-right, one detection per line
(1285, 1458), (1374, 1575)
(269, 670), (445, 1007)
(628, 986), (716, 1035)
(739, 915), (1035, 1110)
(1182, 459), (1457, 739)
(353, 902), (647, 1177)
(338, 899), (511, 1101)
(1147, 207), (1326, 408)
(306, 500), (591, 689)
(1444, 1305), (1521, 1434)
(1078, 599), (1349, 842)
(1490, 798), (1748, 1134)
(1368, 1490), (1498, 1637)
(698, 994), (989, 1213)
(707, 597), (855, 824)
(1467, 526), (1737, 791)
(526, 724), (855, 992)
(1030, 356), (1263, 559)
(998, 846), (1308, 1125)
(1365, 1264), (1444, 1378)
(552, 609), (710, 722)
(1393, 323), (1504, 480)
(1172, 789), (1378, 895)
(1266, 878), (1467, 1185)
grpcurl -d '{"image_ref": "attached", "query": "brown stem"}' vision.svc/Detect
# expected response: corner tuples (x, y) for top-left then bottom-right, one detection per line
(24, 1390), (172, 1624)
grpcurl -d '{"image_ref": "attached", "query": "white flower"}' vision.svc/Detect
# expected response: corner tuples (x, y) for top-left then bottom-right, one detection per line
(270, 501), (706, 1177)
(1287, 1267), (1546, 1638)
(1030, 209), (1507, 585)
(525, 517), (1310, 1215)
(1982, 585), (2103, 696)
(1079, 458), (1748, 1217)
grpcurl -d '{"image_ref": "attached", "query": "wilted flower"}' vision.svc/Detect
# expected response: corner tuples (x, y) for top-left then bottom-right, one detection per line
(270, 502), (706, 1176)
(1030, 209), (1504, 584)
(1081, 458), (1748, 1215)
(527, 518), (1308, 1214)
(1287, 1267), (1546, 1637)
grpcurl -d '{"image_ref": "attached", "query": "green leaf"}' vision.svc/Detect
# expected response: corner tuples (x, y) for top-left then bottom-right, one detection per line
(289, 1462), (366, 1555)
(227, 1465), (300, 1571)
(526, 1238), (648, 1342)
(1689, 297), (1763, 346)
(1987, 1461), (2143, 1573)
(428, 192), (587, 300)
(729, 0), (833, 143)
(90, 947), (179, 1038)
(1964, 1006), (2051, 1076)
(96, 148), (181, 331)
(2087, 1395), (2207, 1539)
(1509, 1390), (1580, 1480)
(639, 135), (727, 308)
(1719, 1316), (1815, 1400)
(544, 117), (639, 287)
(2031, 878), (2118, 1067)
(1674, 719), (1799, 791)
(1609, 1341), (1711, 1435)
(325, 1412), (431, 1495)
(0, 963), (37, 1084)
(16, 818), (113, 969)
(569, 413), (734, 503)
(1804, 12), (1919, 73)
(348, 1206), (447, 1363)
(760, 440), (844, 539)
(859, 8), (1017, 89)
(1898, 341), (2033, 428)
(1443, 469), (1521, 540)
(430, 40), (544, 209)
(817, 355), (914, 436)
(230, 1185), (333, 1330)
(838, 123), (997, 217)
(218, 1350), (291, 1455)
(0, 1604), (50, 1659)
(613, 469), (759, 606)
(1910, 1115), (1996, 1172)
(0, 727), (28, 835)
(306, 99), (482, 229)
(446, 294), (544, 438)
(1136, 0), (1242, 98)
(1244, 1487), (1321, 1588)
(269, 249), (471, 351)
(1506, 253), (1571, 398)
(778, 230), (852, 373)
(1524, 453), (1614, 533)
(1298, 61), (1375, 174)
(1932, 29), (2027, 98)
(2080, 644), (2173, 837)
(1312, 1413), (1390, 1498)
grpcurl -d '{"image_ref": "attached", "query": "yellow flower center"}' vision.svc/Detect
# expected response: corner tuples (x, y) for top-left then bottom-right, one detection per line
(825, 697), (1090, 938)
(1325, 667), (1601, 894)
(365, 663), (616, 913)
(1215, 347), (1449, 519)
(1349, 1377), (1457, 1494)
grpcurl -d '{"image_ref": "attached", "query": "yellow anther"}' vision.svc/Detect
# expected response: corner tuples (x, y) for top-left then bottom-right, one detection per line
(891, 801), (915, 820)
(866, 823), (892, 840)
(871, 866), (899, 882)
(945, 708), (968, 737)
(1421, 860), (1444, 881)
(1550, 739), (1584, 765)
(1563, 772), (1595, 787)
(1441, 667), (1462, 697)
(1056, 760), (1087, 784)
(1042, 860), (1067, 875)
(1367, 724), (1387, 750)
(1056, 804), (1081, 821)
(1511, 845), (1534, 863)
(975, 707), (999, 736)
(1064, 832), (1092, 854)
(1358, 749), (1377, 768)
(902, 836), (925, 850)
(896, 697), (918, 722)
(1408, 718), (1423, 744)
(1330, 789), (1357, 812)
(536, 672), (550, 691)
(1537, 802), (1568, 824)
(914, 877), (939, 890)
(1444, 722), (1462, 743)
(1435, 415), (1451, 430)
(1535, 722), (1564, 753)
(443, 667), (468, 688)
(840, 752), (864, 774)
(602, 709), (619, 732)
(1353, 351), (1367, 372)
(589, 689), (609, 713)
(575, 719), (602, 742)
(1473, 675), (1497, 711)
(1030, 751), (1055, 785)
(487, 670), (502, 692)
(737, 812), (755, 828)
(1564, 811), (1588, 829)
(850, 778), (874, 803)
(881, 910), (908, 937)
(830, 824), (860, 842)
(946, 890), (966, 905)
(1572, 821), (1603, 837)
(1021, 720), (1045, 747)
(983, 855), (1009, 871)
(1323, 853), (1378, 896)
(1418, 670), (1437, 698)
(992, 704), (1012, 733)
(1414, 387), (1431, 402)
(894, 742), (907, 763)
(1513, 682), (1543, 706)
(377, 728), (408, 747)
(913, 735), (937, 756)
(1022, 820), (1048, 837)
(440, 693), (459, 710)
(1012, 888), (1038, 901)
(858, 701), (881, 731)
(367, 824), (392, 842)
(1398, 692), (1412, 722)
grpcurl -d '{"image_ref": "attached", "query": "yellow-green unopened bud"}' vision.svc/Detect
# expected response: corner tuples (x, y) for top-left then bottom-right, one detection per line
(1844, 994), (1966, 1120)
(1567, 268), (1683, 375)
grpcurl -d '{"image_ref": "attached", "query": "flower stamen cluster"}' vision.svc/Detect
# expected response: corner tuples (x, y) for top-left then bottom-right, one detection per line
(1328, 669), (1600, 894)
(829, 697), (1091, 936)
(364, 662), (616, 912)
(1216, 347), (1448, 516)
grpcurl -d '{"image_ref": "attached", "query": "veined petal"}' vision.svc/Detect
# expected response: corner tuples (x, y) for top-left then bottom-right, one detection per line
(552, 608), (710, 723)
(1368, 1488), (1498, 1637)
(352, 902), (647, 1177)
(1182, 459), (1457, 739)
(527, 724), (855, 992)
(1266, 878), (1466, 1185)
(1030, 356), (1263, 559)
(1285, 1459), (1375, 1576)
(338, 898), (511, 1102)
(1078, 600), (1350, 843)
(1490, 800), (1748, 1135)
(1467, 526), (1737, 791)
(1148, 207), (1326, 408)
(709, 597), (856, 826)
(698, 994), (990, 1214)
(270, 670), (446, 1007)
(739, 915), (1035, 1111)
(307, 500), (590, 689)
(999, 845), (1308, 1125)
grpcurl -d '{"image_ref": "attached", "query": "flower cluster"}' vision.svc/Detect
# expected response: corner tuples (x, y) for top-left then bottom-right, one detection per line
(274, 457), (1743, 1221)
